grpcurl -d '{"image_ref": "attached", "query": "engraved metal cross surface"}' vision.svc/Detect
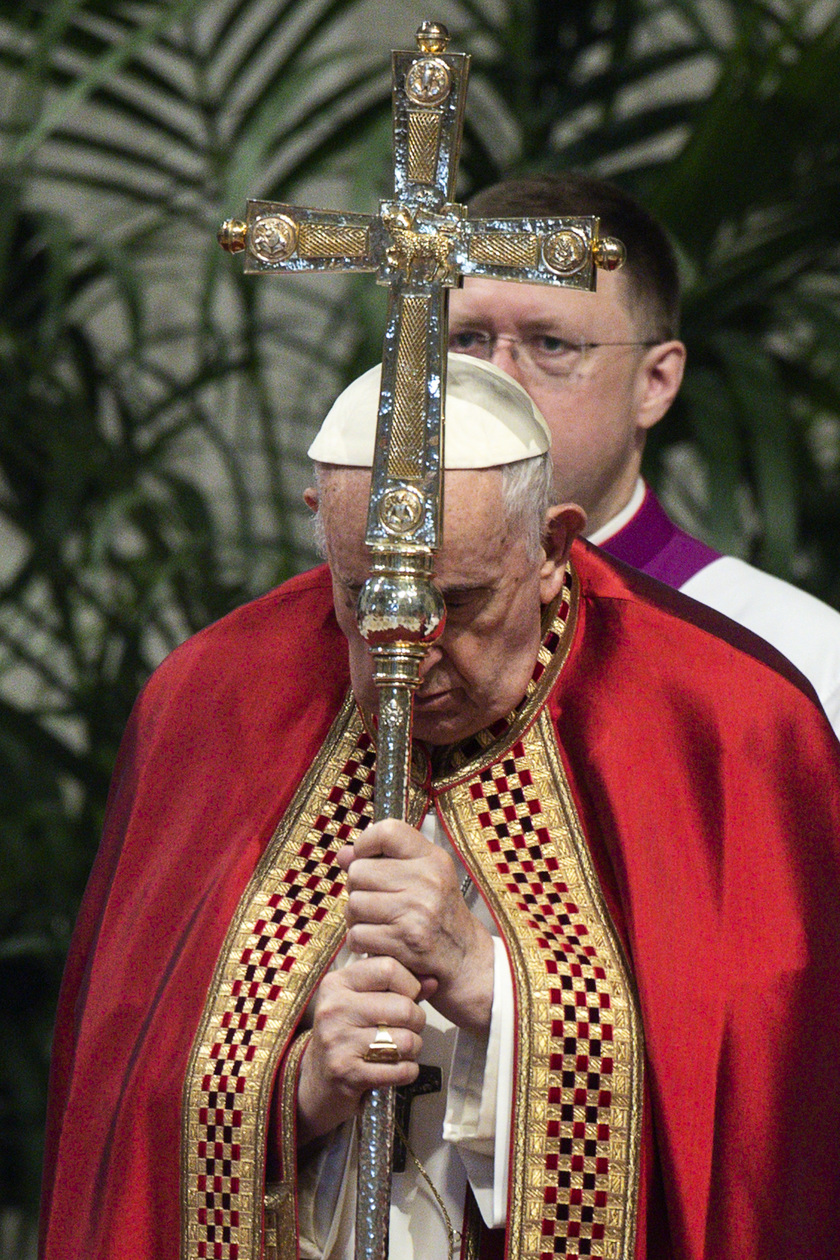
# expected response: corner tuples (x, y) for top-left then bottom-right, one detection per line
(218, 19), (625, 1260)
(218, 21), (624, 561)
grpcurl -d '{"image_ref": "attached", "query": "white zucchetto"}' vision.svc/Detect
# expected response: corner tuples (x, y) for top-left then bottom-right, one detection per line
(307, 353), (550, 468)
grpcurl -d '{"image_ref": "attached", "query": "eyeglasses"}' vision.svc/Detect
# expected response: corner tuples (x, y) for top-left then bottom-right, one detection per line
(448, 329), (660, 382)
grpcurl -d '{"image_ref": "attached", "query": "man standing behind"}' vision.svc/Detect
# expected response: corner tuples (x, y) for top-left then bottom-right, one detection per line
(449, 173), (840, 731)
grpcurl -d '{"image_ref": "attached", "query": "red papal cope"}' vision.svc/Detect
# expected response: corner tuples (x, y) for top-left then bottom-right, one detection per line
(40, 542), (840, 1260)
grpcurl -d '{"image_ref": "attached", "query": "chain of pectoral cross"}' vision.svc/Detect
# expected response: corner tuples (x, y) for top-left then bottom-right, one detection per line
(220, 19), (625, 1260)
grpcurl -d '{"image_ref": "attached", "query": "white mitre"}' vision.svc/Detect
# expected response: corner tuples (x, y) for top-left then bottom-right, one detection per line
(307, 353), (550, 467)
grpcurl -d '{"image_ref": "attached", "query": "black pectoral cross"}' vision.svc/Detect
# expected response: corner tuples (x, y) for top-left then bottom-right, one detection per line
(393, 1064), (443, 1172)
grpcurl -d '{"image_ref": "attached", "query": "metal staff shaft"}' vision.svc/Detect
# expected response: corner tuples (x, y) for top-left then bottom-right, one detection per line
(355, 554), (446, 1260)
(217, 19), (627, 1259)
(353, 658), (417, 1257)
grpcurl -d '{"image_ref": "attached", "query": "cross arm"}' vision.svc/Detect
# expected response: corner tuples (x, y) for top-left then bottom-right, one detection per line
(219, 203), (625, 289)
(455, 213), (626, 290)
(219, 201), (381, 275)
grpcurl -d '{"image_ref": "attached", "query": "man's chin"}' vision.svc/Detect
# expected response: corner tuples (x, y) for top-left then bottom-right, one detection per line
(412, 709), (482, 748)
(362, 689), (487, 748)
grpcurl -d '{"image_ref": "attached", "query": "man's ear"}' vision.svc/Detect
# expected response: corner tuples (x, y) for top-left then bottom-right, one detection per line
(540, 503), (587, 602)
(303, 486), (319, 513)
(636, 340), (686, 432)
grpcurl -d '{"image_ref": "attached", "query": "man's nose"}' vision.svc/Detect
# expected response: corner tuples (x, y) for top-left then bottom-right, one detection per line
(489, 336), (526, 384)
(418, 642), (444, 679)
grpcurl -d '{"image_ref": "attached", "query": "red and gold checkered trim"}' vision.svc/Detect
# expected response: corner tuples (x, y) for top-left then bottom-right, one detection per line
(437, 707), (643, 1260)
(180, 696), (384, 1260)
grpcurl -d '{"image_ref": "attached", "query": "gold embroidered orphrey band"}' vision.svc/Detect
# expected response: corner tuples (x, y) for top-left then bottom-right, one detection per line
(180, 569), (644, 1260)
(436, 709), (643, 1260)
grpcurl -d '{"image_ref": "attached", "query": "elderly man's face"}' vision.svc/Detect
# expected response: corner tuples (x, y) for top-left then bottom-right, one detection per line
(317, 468), (571, 746)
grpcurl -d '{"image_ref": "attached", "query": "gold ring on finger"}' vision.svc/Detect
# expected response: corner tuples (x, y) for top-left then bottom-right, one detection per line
(364, 1025), (401, 1064)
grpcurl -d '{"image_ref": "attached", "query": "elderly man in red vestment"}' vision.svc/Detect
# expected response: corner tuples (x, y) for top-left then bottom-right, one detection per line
(39, 356), (840, 1260)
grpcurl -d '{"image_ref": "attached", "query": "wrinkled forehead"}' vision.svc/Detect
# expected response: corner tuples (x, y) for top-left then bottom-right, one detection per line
(316, 464), (371, 514)
(317, 465), (508, 571)
(315, 466), (371, 541)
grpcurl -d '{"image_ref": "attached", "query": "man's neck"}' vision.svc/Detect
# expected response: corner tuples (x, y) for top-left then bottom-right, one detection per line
(587, 479), (646, 546)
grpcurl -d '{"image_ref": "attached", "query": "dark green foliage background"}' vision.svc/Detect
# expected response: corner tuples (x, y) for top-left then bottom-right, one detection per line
(1, 0), (839, 1236)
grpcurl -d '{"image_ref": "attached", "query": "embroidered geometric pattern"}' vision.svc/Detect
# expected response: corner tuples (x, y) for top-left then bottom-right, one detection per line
(181, 704), (376, 1260)
(438, 710), (641, 1260)
(526, 569), (572, 699)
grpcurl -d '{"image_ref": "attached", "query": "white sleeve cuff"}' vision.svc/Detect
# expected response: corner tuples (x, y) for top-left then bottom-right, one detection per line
(443, 935), (513, 1227)
(297, 1119), (356, 1258)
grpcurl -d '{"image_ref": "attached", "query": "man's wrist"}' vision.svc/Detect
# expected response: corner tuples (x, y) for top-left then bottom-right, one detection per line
(443, 922), (496, 1032)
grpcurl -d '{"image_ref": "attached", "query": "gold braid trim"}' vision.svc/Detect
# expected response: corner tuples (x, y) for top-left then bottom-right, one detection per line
(180, 696), (372, 1260)
(461, 1189), (484, 1259)
(264, 1030), (311, 1260)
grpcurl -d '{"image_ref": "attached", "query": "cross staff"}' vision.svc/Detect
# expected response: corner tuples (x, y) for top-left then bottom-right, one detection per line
(219, 20), (624, 1260)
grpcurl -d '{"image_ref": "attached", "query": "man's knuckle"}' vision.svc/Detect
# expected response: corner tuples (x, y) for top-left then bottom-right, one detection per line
(382, 955), (402, 986)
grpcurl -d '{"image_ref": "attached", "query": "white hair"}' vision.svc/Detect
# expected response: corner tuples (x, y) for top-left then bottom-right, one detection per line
(310, 454), (554, 562)
(500, 454), (555, 561)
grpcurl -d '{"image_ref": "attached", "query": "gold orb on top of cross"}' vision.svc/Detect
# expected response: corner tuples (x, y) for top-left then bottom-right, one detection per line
(416, 21), (450, 54)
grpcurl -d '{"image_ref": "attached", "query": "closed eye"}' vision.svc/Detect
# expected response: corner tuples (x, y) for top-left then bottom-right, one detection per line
(442, 586), (493, 615)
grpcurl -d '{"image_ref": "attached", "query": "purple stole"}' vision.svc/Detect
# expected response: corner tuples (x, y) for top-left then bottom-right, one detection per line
(598, 487), (719, 588)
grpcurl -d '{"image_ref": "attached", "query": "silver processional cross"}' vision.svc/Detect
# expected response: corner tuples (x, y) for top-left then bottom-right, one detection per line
(219, 20), (624, 1260)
